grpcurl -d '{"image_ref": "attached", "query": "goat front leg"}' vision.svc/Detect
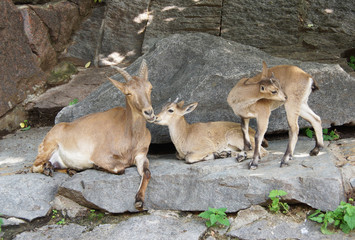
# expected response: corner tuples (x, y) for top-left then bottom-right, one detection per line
(249, 111), (270, 170)
(135, 154), (151, 210)
(241, 117), (252, 151)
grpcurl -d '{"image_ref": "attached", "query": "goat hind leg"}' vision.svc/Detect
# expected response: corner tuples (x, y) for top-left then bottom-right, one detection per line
(300, 103), (324, 156)
(32, 140), (58, 174)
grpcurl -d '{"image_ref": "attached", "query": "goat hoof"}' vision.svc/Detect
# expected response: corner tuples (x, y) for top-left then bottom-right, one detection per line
(134, 200), (144, 210)
(236, 152), (247, 162)
(43, 162), (54, 177)
(67, 169), (77, 176)
(280, 162), (289, 168)
(309, 148), (320, 156)
(248, 162), (258, 170)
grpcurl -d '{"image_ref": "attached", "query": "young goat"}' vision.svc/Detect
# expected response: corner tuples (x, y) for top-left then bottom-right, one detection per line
(32, 60), (155, 209)
(154, 100), (268, 163)
(227, 61), (323, 169)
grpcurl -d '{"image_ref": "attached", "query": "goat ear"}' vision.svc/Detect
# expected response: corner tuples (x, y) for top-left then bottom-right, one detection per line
(183, 102), (198, 115)
(138, 59), (148, 81)
(108, 77), (126, 92)
(177, 100), (185, 108)
(261, 61), (268, 78)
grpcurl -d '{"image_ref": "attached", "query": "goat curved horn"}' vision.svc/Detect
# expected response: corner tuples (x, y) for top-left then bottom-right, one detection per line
(173, 97), (179, 103)
(111, 66), (132, 82)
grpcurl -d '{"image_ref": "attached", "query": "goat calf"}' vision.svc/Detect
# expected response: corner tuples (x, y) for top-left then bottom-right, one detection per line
(228, 61), (323, 169)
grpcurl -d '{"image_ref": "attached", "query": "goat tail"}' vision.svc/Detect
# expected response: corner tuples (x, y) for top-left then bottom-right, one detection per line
(311, 78), (320, 92)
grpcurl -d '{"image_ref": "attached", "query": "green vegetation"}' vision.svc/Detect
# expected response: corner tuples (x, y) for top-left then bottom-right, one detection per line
(19, 120), (31, 131)
(308, 199), (355, 235)
(51, 209), (67, 225)
(348, 56), (355, 71)
(88, 209), (105, 221)
(304, 128), (339, 141)
(199, 207), (230, 228)
(268, 190), (290, 214)
(0, 214), (3, 235)
(69, 98), (79, 106)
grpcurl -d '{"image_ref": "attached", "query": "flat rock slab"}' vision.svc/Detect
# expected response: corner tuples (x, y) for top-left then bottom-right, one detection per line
(0, 173), (68, 221)
(0, 127), (51, 176)
(14, 211), (206, 240)
(59, 137), (344, 213)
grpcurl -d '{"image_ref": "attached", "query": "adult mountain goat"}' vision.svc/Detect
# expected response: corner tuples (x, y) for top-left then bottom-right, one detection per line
(227, 61), (323, 169)
(32, 60), (155, 209)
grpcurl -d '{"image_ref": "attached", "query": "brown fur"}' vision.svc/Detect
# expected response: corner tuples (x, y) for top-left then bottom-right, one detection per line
(32, 60), (155, 209)
(228, 61), (323, 169)
(154, 100), (268, 164)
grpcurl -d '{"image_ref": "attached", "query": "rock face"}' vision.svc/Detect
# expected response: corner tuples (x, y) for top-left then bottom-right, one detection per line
(56, 33), (355, 143)
(0, 0), (46, 121)
(0, 0), (93, 132)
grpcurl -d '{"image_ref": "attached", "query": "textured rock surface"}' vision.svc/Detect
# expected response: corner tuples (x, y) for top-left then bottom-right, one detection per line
(56, 33), (355, 143)
(101, 0), (150, 64)
(0, 173), (68, 221)
(58, 138), (344, 213)
(0, 0), (46, 119)
(13, 211), (206, 240)
(228, 205), (355, 240)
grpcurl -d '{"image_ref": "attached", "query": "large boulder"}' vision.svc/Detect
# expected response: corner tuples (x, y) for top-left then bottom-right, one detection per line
(58, 138), (345, 214)
(0, 0), (46, 123)
(56, 33), (355, 144)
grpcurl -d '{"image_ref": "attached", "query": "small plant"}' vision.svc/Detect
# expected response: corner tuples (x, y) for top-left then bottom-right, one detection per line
(85, 61), (91, 68)
(268, 189), (290, 214)
(69, 98), (79, 106)
(56, 218), (66, 225)
(304, 128), (339, 141)
(308, 199), (355, 235)
(52, 209), (59, 219)
(0, 214), (3, 235)
(348, 56), (355, 71)
(88, 209), (104, 221)
(19, 120), (31, 131)
(199, 207), (230, 228)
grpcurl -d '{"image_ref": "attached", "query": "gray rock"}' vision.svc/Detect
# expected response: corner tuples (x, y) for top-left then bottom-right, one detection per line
(81, 210), (206, 240)
(101, 0), (150, 64)
(58, 138), (344, 213)
(56, 33), (355, 144)
(13, 211), (206, 240)
(13, 224), (87, 240)
(142, 0), (222, 53)
(66, 6), (106, 62)
(51, 195), (88, 219)
(227, 205), (355, 240)
(0, 173), (68, 221)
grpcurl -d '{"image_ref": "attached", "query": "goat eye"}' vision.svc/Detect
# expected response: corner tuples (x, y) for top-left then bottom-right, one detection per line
(168, 109), (174, 113)
(271, 91), (277, 94)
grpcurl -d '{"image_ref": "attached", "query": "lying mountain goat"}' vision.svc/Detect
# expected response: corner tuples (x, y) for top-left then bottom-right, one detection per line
(154, 100), (268, 163)
(32, 60), (155, 209)
(227, 61), (323, 169)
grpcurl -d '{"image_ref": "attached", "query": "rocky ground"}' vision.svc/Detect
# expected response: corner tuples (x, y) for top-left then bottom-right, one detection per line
(0, 125), (354, 239)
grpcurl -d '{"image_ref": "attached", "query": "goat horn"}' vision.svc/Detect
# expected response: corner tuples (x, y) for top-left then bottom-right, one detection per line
(111, 66), (132, 82)
(173, 97), (179, 103)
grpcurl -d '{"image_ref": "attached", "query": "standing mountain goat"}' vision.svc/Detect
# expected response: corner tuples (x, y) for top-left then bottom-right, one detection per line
(32, 60), (155, 209)
(227, 61), (323, 169)
(154, 100), (268, 163)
